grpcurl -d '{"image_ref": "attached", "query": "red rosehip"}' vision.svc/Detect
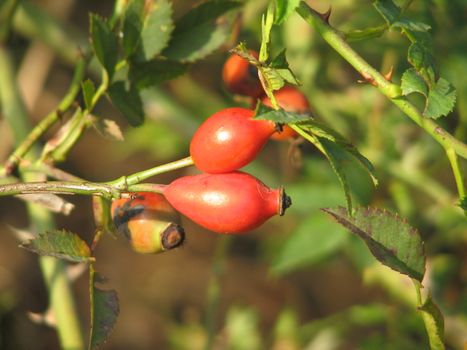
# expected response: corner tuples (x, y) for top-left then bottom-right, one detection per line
(190, 107), (276, 173)
(261, 86), (311, 141)
(163, 172), (291, 234)
(222, 50), (264, 98)
(111, 193), (185, 254)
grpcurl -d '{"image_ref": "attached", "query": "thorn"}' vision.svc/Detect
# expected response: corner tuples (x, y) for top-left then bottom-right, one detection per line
(319, 7), (332, 23)
(383, 66), (394, 82)
(357, 71), (378, 87)
(28, 309), (56, 328)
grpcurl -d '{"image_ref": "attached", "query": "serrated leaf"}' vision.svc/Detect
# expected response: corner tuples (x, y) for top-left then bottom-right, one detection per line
(274, 0), (300, 25)
(254, 103), (311, 123)
(401, 68), (428, 96)
(259, 2), (275, 62)
(89, 267), (119, 350)
(269, 49), (300, 85)
(272, 213), (347, 275)
(82, 79), (96, 111)
(408, 42), (437, 86)
(373, 0), (401, 25)
(107, 81), (144, 126)
(20, 229), (92, 262)
(322, 206), (426, 281)
(259, 67), (286, 92)
(121, 0), (145, 57)
(90, 14), (118, 79)
(129, 59), (187, 89)
(162, 0), (241, 62)
(419, 294), (445, 350)
(138, 0), (174, 60)
(424, 78), (456, 119)
(93, 118), (124, 141)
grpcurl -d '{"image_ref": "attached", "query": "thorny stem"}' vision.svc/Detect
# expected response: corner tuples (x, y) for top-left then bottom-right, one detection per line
(3, 55), (87, 175)
(296, 2), (467, 161)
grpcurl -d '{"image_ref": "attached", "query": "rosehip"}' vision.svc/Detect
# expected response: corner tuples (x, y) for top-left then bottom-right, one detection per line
(190, 107), (276, 173)
(163, 172), (291, 234)
(111, 193), (185, 254)
(222, 51), (264, 98)
(261, 86), (311, 141)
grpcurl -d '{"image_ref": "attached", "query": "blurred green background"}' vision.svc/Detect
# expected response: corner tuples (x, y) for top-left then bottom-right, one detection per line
(0, 0), (466, 349)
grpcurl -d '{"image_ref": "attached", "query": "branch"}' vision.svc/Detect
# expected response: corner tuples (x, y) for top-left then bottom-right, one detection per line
(296, 2), (467, 160)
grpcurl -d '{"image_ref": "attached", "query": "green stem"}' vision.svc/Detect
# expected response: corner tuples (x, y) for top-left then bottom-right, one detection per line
(446, 148), (466, 203)
(0, 45), (84, 349)
(0, 0), (19, 42)
(109, 156), (194, 188)
(296, 2), (467, 160)
(3, 55), (87, 174)
(0, 181), (117, 197)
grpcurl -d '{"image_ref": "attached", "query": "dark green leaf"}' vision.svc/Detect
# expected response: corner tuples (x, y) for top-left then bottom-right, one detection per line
(401, 68), (428, 96)
(254, 103), (311, 123)
(121, 0), (145, 57)
(322, 206), (426, 281)
(418, 294), (445, 350)
(393, 18), (431, 32)
(138, 0), (174, 60)
(272, 212), (347, 275)
(89, 267), (119, 350)
(274, 0), (300, 24)
(130, 59), (187, 89)
(90, 14), (118, 79)
(459, 197), (467, 211)
(373, 0), (400, 25)
(107, 81), (145, 126)
(408, 42), (437, 86)
(20, 229), (92, 262)
(424, 78), (457, 119)
(163, 0), (241, 62)
(82, 79), (96, 111)
(269, 49), (300, 85)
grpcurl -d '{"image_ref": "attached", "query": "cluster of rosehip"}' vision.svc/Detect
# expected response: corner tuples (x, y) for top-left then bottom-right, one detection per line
(111, 51), (311, 254)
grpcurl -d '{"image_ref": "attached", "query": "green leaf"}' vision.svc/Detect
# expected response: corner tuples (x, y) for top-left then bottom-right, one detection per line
(259, 1), (275, 62)
(424, 78), (457, 119)
(322, 206), (426, 281)
(90, 14), (118, 79)
(121, 0), (145, 57)
(401, 68), (428, 97)
(129, 58), (187, 89)
(373, 0), (400, 25)
(459, 197), (467, 211)
(408, 42), (437, 86)
(89, 267), (119, 350)
(274, 0), (300, 25)
(107, 81), (144, 126)
(138, 0), (174, 60)
(254, 103), (311, 123)
(272, 212), (347, 275)
(82, 79), (96, 111)
(418, 294), (445, 350)
(20, 229), (92, 263)
(269, 49), (300, 85)
(162, 0), (241, 62)
(393, 18), (431, 32)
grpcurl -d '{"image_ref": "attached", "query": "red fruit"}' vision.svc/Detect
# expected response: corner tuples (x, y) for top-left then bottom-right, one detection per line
(163, 172), (291, 234)
(261, 86), (311, 141)
(111, 193), (185, 254)
(222, 51), (264, 98)
(190, 107), (276, 173)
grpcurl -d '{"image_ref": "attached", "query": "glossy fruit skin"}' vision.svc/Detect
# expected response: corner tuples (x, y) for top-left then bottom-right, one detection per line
(190, 107), (276, 173)
(261, 86), (311, 141)
(163, 172), (291, 234)
(111, 193), (185, 254)
(222, 51), (264, 98)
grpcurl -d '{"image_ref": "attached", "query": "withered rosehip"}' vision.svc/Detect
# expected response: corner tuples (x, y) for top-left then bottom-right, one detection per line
(222, 50), (264, 98)
(190, 107), (276, 173)
(261, 86), (311, 141)
(163, 172), (291, 234)
(111, 193), (185, 254)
